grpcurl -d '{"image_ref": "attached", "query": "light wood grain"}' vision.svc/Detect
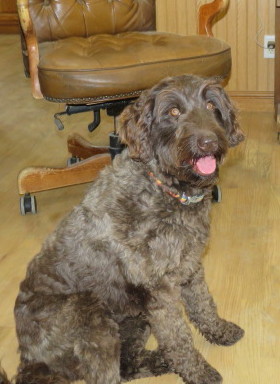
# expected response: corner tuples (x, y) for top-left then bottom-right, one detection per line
(0, 35), (280, 384)
(18, 154), (111, 194)
(0, 0), (18, 33)
(156, 0), (275, 93)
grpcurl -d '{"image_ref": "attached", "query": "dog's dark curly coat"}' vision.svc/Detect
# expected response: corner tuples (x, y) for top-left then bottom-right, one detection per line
(1, 75), (245, 384)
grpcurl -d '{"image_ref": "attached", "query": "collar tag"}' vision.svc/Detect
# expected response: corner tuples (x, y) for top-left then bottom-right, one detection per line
(180, 192), (205, 205)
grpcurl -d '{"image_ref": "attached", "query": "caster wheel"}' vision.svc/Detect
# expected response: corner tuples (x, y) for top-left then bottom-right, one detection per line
(212, 185), (222, 203)
(20, 194), (37, 215)
(67, 156), (81, 166)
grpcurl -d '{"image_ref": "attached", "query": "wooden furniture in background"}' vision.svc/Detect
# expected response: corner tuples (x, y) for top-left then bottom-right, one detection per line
(17, 0), (231, 214)
(275, 0), (280, 133)
(0, 0), (18, 33)
(199, 0), (229, 36)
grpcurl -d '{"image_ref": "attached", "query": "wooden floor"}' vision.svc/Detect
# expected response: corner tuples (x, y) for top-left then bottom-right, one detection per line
(0, 35), (280, 384)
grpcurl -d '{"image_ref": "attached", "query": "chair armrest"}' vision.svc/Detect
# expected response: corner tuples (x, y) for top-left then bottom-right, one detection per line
(198, 0), (229, 37)
(17, 0), (43, 99)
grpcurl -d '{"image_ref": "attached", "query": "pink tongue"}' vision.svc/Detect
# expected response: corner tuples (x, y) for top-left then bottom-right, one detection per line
(195, 156), (216, 175)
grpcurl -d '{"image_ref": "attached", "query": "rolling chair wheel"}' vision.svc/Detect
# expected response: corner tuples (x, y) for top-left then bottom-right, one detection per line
(67, 156), (81, 166)
(20, 194), (37, 215)
(212, 185), (222, 203)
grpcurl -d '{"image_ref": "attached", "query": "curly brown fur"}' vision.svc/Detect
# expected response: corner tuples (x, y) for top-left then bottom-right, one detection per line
(2, 75), (245, 384)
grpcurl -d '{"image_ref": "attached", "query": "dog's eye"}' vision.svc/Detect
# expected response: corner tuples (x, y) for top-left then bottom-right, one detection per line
(169, 108), (181, 117)
(206, 101), (215, 111)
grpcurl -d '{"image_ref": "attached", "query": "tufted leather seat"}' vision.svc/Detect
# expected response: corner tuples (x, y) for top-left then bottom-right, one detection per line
(29, 0), (155, 40)
(17, 0), (231, 213)
(21, 0), (231, 102)
(39, 33), (230, 102)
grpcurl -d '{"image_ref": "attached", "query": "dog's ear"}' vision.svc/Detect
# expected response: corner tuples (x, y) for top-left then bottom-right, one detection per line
(118, 90), (154, 162)
(201, 80), (245, 147)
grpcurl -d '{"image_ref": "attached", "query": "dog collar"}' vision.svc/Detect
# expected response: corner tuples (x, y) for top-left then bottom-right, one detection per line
(147, 172), (204, 205)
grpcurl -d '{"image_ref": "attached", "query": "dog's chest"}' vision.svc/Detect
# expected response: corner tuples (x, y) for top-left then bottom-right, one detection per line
(157, 205), (210, 262)
(120, 201), (211, 287)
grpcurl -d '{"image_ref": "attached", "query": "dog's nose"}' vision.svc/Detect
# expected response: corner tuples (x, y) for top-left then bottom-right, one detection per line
(197, 136), (218, 153)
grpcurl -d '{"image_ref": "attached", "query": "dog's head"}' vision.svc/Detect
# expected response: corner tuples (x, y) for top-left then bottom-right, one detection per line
(118, 75), (244, 187)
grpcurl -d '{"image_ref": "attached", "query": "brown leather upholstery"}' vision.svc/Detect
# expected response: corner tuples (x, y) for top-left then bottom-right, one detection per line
(29, 0), (156, 42)
(24, 0), (231, 103)
(39, 33), (231, 103)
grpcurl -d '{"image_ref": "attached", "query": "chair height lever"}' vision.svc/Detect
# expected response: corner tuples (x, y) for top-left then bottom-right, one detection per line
(88, 110), (101, 132)
(54, 111), (67, 131)
(54, 105), (102, 132)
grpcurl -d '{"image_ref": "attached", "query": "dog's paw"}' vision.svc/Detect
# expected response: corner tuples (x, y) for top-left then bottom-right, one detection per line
(120, 350), (170, 381)
(203, 319), (244, 346)
(146, 350), (171, 376)
(181, 359), (222, 384)
(197, 363), (223, 384)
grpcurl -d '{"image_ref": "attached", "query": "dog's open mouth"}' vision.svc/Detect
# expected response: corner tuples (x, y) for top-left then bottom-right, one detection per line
(191, 156), (217, 176)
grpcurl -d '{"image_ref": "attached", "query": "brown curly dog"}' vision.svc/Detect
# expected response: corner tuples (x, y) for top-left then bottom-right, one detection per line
(0, 75), (245, 384)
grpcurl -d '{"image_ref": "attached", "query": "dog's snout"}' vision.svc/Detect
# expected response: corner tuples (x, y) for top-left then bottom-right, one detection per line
(197, 135), (218, 153)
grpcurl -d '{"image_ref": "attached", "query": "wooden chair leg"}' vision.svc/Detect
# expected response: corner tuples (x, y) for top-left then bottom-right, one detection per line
(18, 134), (113, 214)
(67, 133), (109, 159)
(18, 154), (111, 195)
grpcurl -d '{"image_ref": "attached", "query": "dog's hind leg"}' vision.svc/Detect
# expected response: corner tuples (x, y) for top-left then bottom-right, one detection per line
(73, 315), (121, 384)
(14, 292), (121, 384)
(119, 315), (170, 381)
(0, 362), (69, 384)
(15, 363), (69, 384)
(181, 265), (244, 346)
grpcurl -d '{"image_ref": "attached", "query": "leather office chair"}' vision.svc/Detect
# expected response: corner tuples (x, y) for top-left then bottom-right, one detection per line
(17, 0), (230, 214)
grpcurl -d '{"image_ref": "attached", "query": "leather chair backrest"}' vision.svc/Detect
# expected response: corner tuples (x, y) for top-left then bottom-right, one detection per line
(28, 0), (156, 43)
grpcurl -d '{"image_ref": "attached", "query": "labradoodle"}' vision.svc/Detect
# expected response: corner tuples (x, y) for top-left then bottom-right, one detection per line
(1, 75), (245, 384)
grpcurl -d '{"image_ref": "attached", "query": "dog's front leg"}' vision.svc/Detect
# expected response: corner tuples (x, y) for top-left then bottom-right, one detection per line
(181, 264), (244, 346)
(147, 287), (222, 384)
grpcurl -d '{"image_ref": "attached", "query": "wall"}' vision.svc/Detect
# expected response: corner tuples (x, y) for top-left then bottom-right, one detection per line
(0, 0), (18, 33)
(156, 0), (275, 94)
